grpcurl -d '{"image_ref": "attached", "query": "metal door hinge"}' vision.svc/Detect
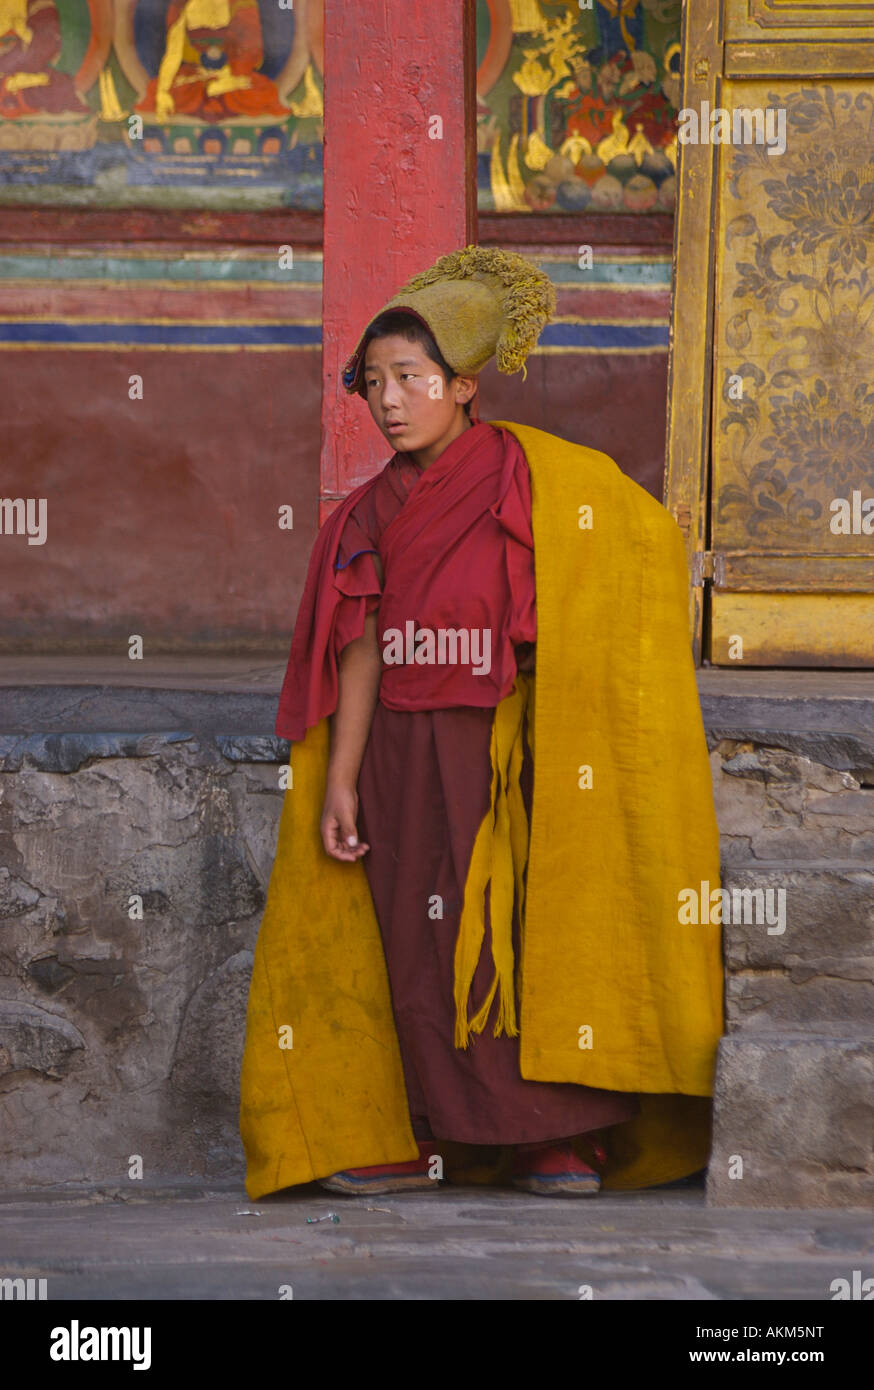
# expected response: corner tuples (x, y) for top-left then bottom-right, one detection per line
(691, 551), (725, 587)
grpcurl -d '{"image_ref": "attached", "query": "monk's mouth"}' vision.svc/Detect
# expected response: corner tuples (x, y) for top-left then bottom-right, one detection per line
(386, 422), (407, 433)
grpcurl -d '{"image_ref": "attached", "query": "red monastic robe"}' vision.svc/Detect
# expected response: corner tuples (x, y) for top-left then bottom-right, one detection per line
(274, 420), (640, 1146)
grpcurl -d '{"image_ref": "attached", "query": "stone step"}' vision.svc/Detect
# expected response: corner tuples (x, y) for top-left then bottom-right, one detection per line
(707, 1033), (874, 1208)
(712, 741), (874, 865)
(717, 866), (874, 1030)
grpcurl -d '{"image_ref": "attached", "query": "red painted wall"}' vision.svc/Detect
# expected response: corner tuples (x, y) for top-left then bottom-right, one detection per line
(0, 248), (668, 653)
(1, 345), (320, 653)
(478, 353), (668, 502)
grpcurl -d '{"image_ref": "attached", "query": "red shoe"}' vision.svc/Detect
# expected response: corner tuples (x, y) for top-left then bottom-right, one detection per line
(510, 1140), (602, 1196)
(318, 1141), (442, 1195)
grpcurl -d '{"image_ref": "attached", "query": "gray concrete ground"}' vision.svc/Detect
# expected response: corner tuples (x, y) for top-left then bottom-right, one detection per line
(1, 1177), (872, 1300)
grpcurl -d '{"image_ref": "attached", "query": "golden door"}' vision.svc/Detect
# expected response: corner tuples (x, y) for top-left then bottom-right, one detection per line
(666, 0), (874, 665)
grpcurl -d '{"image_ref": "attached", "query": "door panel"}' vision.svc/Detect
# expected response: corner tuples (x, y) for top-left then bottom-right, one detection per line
(665, 2), (874, 665)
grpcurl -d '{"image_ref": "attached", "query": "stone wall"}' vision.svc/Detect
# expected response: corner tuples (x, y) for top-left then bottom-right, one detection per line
(0, 679), (287, 1188)
(1, 670), (872, 1205)
(0, 718), (284, 1187)
(702, 676), (874, 1208)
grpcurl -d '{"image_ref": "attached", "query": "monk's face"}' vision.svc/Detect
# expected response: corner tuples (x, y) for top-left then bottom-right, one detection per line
(363, 334), (476, 453)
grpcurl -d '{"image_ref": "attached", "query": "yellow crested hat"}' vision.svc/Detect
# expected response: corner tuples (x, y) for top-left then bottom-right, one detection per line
(342, 244), (556, 397)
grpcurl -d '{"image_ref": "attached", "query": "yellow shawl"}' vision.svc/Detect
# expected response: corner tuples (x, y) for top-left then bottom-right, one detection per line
(240, 422), (723, 1199)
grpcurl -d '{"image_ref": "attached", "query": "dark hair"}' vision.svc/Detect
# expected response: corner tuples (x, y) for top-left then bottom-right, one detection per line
(361, 309), (473, 418)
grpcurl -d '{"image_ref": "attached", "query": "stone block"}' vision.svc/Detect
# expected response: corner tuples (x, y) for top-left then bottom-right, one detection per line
(0, 1000), (85, 1078)
(711, 740), (874, 863)
(720, 867), (874, 1031)
(708, 1034), (874, 1207)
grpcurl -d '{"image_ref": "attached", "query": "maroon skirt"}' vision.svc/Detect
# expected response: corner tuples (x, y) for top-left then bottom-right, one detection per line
(356, 698), (640, 1145)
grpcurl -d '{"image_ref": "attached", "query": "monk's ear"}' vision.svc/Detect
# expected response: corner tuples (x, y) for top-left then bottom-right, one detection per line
(455, 373), (478, 407)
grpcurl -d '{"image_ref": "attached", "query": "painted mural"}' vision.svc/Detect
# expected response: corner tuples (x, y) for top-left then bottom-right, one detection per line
(0, 0), (322, 206)
(476, 0), (681, 213)
(0, 0), (680, 210)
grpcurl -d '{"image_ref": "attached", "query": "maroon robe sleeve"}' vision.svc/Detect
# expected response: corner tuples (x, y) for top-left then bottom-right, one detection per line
(332, 492), (384, 656)
(491, 438), (537, 650)
(274, 481), (383, 742)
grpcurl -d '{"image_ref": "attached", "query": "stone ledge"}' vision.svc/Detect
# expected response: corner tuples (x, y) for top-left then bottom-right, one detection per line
(707, 729), (874, 780)
(0, 656), (288, 692)
(0, 732), (289, 772)
(0, 689), (283, 738)
(1, 661), (872, 1206)
(1, 664), (873, 746)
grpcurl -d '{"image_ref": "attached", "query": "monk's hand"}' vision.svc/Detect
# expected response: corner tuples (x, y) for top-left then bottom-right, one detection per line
(321, 782), (370, 862)
(515, 641), (536, 674)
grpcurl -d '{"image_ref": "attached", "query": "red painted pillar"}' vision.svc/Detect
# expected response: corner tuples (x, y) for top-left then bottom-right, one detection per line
(320, 0), (477, 520)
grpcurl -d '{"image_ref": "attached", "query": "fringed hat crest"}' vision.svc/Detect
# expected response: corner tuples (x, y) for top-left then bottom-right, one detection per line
(342, 245), (556, 396)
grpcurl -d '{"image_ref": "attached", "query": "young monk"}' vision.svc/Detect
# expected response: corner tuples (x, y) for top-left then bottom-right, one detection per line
(239, 246), (724, 1201)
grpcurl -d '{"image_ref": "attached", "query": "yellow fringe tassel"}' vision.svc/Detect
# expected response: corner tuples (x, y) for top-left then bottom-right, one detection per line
(453, 673), (533, 1049)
